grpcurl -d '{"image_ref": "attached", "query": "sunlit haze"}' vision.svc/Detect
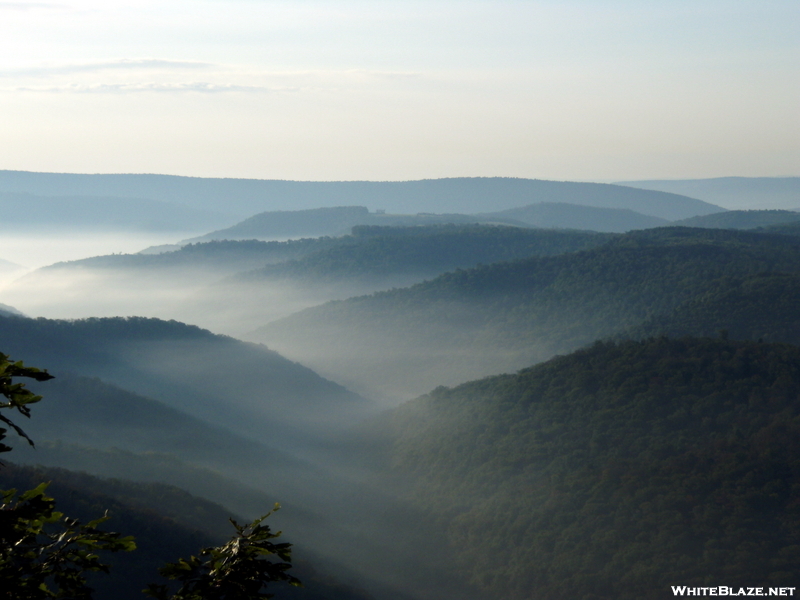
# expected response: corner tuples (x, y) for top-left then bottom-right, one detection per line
(1, 0), (797, 181)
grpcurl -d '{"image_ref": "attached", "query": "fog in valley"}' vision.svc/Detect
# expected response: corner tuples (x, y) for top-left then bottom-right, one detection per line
(1, 1), (797, 597)
(1, 174), (800, 599)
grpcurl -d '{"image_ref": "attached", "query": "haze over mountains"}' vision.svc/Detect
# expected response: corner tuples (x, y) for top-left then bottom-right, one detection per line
(0, 170), (721, 223)
(253, 226), (800, 400)
(0, 171), (727, 269)
(619, 177), (800, 210)
(1, 172), (800, 599)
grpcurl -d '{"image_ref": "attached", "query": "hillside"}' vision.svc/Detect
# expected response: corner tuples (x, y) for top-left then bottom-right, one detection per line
(2, 225), (611, 336)
(352, 337), (800, 599)
(673, 209), (800, 230)
(619, 176), (800, 210)
(253, 227), (800, 400)
(190, 203), (666, 242)
(0, 301), (23, 317)
(480, 202), (670, 232)
(627, 273), (800, 344)
(37, 237), (344, 277)
(193, 206), (375, 241)
(755, 221), (800, 237)
(0, 462), (220, 600)
(0, 237), (348, 327)
(0, 171), (722, 219)
(0, 315), (368, 444)
(228, 225), (610, 288)
(18, 371), (306, 476)
(1, 349), (467, 600)
(0, 463), (374, 600)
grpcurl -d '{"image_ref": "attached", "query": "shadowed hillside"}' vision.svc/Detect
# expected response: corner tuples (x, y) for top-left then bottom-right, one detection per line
(673, 209), (800, 230)
(347, 337), (800, 599)
(1, 225), (611, 336)
(0, 315), (368, 445)
(254, 227), (800, 400)
(480, 202), (669, 232)
(0, 463), (375, 600)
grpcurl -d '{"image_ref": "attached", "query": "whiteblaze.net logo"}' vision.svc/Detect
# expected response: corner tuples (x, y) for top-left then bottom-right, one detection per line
(672, 587), (796, 597)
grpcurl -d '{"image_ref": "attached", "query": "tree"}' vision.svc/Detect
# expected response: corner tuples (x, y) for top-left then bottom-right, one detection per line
(0, 352), (300, 600)
(144, 508), (300, 600)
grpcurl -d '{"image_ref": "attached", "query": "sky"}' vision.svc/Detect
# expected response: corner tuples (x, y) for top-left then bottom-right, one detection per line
(0, 0), (797, 182)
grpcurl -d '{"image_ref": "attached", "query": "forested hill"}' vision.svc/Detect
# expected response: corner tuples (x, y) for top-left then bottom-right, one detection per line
(627, 272), (800, 344)
(0, 301), (23, 317)
(254, 227), (800, 400)
(0, 171), (722, 218)
(0, 315), (368, 443)
(751, 221), (800, 237)
(42, 237), (344, 275)
(673, 209), (800, 230)
(0, 464), (375, 600)
(43, 224), (609, 278)
(191, 203), (667, 242)
(353, 337), (800, 599)
(231, 224), (611, 286)
(5, 225), (613, 337)
(192, 206), (375, 241)
(20, 371), (304, 474)
(479, 201), (669, 232)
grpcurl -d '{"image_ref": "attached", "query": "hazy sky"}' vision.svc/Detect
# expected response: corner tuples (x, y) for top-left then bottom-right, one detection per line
(1, 0), (797, 181)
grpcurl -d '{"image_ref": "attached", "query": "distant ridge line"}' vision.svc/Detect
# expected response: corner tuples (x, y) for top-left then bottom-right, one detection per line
(0, 171), (723, 221)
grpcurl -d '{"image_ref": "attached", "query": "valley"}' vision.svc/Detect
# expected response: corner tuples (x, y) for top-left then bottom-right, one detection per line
(1, 173), (799, 600)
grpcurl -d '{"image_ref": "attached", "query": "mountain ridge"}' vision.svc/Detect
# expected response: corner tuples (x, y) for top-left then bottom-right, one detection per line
(0, 171), (723, 220)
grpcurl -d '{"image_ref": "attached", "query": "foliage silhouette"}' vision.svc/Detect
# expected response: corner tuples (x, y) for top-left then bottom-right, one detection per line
(144, 508), (300, 600)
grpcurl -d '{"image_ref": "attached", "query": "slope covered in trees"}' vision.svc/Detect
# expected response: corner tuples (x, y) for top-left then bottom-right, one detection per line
(192, 203), (668, 242)
(627, 272), (800, 344)
(0, 316), (368, 444)
(1, 462), (374, 600)
(254, 227), (800, 399)
(351, 337), (800, 599)
(229, 225), (610, 289)
(752, 221), (800, 237)
(0, 350), (360, 600)
(479, 202), (669, 232)
(48, 238), (344, 273)
(673, 209), (800, 230)
(16, 372), (307, 481)
(192, 206), (374, 240)
(0, 346), (461, 600)
(4, 225), (611, 336)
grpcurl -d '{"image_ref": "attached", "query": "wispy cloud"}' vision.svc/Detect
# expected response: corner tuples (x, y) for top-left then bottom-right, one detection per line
(12, 82), (297, 93)
(0, 62), (426, 95)
(0, 59), (214, 78)
(0, 2), (66, 9)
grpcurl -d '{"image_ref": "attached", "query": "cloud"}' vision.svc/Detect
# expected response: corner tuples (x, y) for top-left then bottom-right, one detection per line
(11, 82), (297, 93)
(1, 65), (424, 94)
(0, 2), (65, 9)
(0, 59), (215, 78)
